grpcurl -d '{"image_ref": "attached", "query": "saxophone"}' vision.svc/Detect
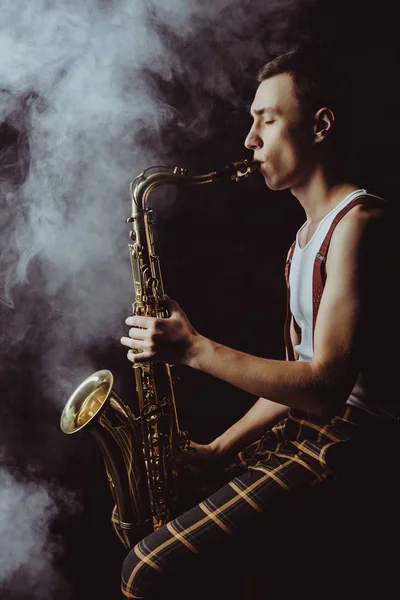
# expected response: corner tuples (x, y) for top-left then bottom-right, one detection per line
(60, 157), (259, 550)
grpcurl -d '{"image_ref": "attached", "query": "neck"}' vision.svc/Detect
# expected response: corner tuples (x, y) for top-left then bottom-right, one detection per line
(290, 167), (360, 223)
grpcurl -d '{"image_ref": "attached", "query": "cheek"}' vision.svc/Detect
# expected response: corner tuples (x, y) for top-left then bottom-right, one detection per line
(263, 125), (295, 158)
(276, 130), (309, 168)
(261, 132), (283, 161)
(268, 139), (297, 171)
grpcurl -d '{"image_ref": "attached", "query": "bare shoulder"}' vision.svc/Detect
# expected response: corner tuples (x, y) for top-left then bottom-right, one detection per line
(341, 198), (387, 226)
(326, 197), (396, 288)
(330, 198), (390, 251)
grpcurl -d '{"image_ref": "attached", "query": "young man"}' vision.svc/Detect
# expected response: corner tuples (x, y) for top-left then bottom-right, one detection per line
(120, 47), (399, 599)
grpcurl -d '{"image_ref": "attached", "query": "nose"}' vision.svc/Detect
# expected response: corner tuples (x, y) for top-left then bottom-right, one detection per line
(244, 123), (263, 151)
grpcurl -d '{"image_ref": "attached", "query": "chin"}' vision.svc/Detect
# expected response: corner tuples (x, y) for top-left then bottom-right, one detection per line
(263, 173), (292, 192)
(259, 168), (278, 190)
(263, 176), (284, 191)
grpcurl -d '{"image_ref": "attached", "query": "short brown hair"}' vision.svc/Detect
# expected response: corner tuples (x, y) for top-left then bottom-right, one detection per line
(257, 46), (347, 120)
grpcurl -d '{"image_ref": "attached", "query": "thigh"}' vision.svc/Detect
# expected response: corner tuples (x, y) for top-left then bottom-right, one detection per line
(121, 449), (331, 599)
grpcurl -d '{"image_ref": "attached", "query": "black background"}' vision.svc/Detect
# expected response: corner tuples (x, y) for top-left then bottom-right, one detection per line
(1, 1), (400, 598)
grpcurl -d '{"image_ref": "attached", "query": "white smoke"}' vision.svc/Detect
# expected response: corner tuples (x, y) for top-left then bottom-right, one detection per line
(0, 461), (80, 598)
(0, 0), (312, 399)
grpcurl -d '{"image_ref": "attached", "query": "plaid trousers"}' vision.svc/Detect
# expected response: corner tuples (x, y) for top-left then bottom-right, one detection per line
(120, 404), (393, 599)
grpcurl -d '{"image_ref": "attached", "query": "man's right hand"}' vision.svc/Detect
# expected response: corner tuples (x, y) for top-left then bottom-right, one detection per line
(176, 440), (225, 505)
(182, 440), (220, 465)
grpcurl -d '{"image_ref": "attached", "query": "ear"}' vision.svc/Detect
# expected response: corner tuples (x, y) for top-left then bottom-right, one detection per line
(313, 107), (335, 144)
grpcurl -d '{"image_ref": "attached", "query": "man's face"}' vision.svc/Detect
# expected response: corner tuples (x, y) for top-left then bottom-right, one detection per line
(245, 72), (316, 191)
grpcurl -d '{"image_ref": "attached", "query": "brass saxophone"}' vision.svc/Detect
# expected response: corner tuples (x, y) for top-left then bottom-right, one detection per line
(60, 157), (259, 550)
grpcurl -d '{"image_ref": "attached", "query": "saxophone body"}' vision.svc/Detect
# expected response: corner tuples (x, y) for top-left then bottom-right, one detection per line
(60, 158), (259, 550)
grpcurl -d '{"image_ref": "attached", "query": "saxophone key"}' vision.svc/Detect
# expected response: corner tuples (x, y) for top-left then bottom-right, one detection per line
(141, 403), (161, 422)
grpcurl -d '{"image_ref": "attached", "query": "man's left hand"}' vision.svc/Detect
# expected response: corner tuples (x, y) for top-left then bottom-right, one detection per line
(120, 296), (198, 365)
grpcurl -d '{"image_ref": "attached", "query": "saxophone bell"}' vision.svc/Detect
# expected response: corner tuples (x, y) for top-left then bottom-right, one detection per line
(60, 369), (152, 549)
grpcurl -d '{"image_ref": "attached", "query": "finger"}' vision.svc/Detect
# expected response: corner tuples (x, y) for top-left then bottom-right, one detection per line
(127, 349), (137, 363)
(163, 295), (180, 316)
(125, 315), (155, 328)
(120, 336), (147, 351)
(128, 326), (146, 340)
(127, 349), (153, 363)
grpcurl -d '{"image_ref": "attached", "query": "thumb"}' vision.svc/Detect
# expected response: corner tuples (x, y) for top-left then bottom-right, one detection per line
(163, 295), (181, 315)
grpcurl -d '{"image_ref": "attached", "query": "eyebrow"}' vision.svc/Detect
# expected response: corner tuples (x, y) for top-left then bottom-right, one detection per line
(250, 106), (277, 117)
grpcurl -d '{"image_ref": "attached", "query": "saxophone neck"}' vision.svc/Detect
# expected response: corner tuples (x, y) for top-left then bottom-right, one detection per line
(126, 157), (260, 316)
(129, 158), (260, 215)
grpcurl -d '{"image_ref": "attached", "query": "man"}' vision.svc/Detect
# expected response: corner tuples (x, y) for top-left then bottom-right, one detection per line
(120, 47), (398, 599)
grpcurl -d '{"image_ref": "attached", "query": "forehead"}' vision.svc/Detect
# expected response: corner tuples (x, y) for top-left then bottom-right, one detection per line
(251, 72), (300, 117)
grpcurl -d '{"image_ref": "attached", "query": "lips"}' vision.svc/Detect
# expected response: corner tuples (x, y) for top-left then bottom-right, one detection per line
(254, 158), (266, 169)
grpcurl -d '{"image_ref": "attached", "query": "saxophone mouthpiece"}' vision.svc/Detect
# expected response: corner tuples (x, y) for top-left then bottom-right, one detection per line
(214, 158), (260, 182)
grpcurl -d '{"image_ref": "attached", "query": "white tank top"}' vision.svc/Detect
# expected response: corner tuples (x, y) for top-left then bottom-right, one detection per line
(289, 189), (396, 419)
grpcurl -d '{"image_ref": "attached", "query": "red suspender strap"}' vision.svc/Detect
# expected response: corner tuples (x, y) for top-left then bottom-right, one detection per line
(284, 240), (296, 361)
(284, 194), (378, 360)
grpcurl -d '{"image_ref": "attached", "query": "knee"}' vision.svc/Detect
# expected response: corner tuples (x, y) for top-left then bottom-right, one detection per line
(121, 546), (141, 595)
(121, 545), (161, 599)
(121, 547), (137, 586)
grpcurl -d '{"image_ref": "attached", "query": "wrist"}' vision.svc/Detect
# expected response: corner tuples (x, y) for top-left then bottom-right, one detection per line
(208, 437), (225, 458)
(182, 333), (208, 370)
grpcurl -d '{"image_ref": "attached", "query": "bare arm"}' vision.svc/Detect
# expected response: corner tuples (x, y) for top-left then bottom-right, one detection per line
(122, 204), (385, 416)
(200, 318), (297, 459)
(209, 397), (288, 458)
